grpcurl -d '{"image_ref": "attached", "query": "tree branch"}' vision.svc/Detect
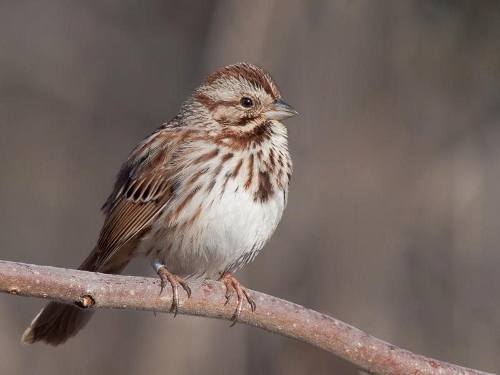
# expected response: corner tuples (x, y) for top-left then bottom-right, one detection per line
(0, 260), (491, 375)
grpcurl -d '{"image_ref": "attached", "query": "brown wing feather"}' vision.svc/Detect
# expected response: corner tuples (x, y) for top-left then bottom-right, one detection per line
(94, 123), (185, 270)
(97, 197), (162, 261)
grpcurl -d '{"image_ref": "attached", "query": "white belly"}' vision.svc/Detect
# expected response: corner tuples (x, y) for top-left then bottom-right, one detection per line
(141, 175), (286, 279)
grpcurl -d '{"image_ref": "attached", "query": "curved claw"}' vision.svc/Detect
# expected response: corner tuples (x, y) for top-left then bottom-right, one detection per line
(153, 262), (191, 317)
(220, 272), (256, 326)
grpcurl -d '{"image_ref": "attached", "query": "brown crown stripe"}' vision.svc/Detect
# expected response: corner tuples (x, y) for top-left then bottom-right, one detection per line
(203, 63), (279, 98)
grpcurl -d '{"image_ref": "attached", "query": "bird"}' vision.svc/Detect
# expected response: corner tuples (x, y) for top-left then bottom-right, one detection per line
(22, 62), (297, 346)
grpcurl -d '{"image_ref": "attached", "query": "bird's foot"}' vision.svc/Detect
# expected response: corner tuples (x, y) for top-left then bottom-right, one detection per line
(220, 272), (256, 326)
(152, 260), (191, 316)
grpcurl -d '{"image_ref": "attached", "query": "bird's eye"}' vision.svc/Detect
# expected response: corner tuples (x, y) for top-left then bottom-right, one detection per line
(240, 97), (253, 108)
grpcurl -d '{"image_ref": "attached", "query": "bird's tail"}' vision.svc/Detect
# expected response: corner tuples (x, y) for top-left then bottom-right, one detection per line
(21, 300), (94, 346)
(21, 246), (129, 346)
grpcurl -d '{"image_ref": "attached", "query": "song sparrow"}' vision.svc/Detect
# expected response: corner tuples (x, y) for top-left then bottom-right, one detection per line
(22, 62), (297, 346)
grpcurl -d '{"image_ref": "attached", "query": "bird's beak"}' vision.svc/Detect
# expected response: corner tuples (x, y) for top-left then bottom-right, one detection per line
(265, 98), (298, 120)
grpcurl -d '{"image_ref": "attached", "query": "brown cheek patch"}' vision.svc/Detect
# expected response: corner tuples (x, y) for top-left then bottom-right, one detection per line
(218, 114), (254, 127)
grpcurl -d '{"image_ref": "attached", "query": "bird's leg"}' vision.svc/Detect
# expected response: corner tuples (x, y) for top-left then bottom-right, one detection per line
(151, 260), (191, 316)
(220, 272), (256, 326)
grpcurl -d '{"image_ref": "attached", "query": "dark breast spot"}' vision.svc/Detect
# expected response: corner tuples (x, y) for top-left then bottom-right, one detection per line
(254, 170), (274, 203)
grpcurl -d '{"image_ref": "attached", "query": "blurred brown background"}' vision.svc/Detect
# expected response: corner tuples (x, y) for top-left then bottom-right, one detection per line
(1, 1), (499, 374)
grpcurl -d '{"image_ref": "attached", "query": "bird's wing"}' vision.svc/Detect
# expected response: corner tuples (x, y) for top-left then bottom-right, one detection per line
(94, 123), (185, 270)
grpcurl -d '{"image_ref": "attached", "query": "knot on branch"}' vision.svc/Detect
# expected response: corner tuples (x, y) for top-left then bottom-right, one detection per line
(75, 293), (96, 309)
